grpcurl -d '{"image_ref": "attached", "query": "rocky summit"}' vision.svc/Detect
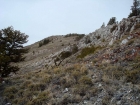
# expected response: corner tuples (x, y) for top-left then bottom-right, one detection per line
(0, 16), (140, 105)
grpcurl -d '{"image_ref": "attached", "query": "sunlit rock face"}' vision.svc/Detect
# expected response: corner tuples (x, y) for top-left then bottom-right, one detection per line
(78, 16), (140, 47)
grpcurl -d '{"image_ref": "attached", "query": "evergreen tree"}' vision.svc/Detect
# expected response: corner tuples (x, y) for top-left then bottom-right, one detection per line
(0, 26), (29, 77)
(107, 17), (116, 25)
(128, 0), (140, 17)
(101, 22), (105, 28)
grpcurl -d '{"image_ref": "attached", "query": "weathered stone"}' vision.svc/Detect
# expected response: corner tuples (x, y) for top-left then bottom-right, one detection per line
(121, 39), (128, 45)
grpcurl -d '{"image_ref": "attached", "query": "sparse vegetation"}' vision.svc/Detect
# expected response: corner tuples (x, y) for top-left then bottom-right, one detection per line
(65, 33), (85, 38)
(1, 13), (140, 105)
(96, 35), (101, 39)
(128, 0), (140, 17)
(77, 46), (100, 58)
(39, 38), (50, 47)
(85, 36), (91, 44)
(107, 17), (116, 25)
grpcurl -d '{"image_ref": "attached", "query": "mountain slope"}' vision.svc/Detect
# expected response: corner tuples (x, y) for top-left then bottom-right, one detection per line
(0, 16), (140, 105)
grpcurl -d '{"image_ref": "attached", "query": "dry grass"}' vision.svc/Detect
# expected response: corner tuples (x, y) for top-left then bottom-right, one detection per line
(2, 63), (96, 105)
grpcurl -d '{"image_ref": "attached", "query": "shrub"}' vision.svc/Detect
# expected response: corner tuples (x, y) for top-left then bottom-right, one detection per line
(61, 76), (76, 88)
(77, 46), (99, 58)
(61, 43), (64, 46)
(60, 51), (72, 59)
(41, 75), (52, 84)
(72, 70), (82, 82)
(38, 38), (50, 47)
(65, 33), (85, 38)
(75, 34), (85, 41)
(107, 17), (116, 25)
(125, 69), (140, 84)
(72, 84), (90, 96)
(103, 65), (125, 80)
(21, 80), (33, 89)
(28, 83), (46, 91)
(89, 87), (98, 96)
(29, 91), (50, 105)
(79, 76), (92, 85)
(4, 86), (18, 99)
(96, 35), (101, 39)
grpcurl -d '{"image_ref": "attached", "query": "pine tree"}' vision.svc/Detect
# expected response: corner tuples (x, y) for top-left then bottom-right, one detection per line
(101, 22), (105, 28)
(128, 0), (140, 17)
(107, 17), (116, 25)
(0, 26), (29, 77)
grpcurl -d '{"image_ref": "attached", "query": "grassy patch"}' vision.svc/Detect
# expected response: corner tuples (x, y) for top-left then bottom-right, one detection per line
(77, 46), (101, 58)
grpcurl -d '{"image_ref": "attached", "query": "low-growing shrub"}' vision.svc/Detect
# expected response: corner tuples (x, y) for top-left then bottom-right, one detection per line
(77, 46), (100, 58)
(28, 83), (46, 91)
(60, 51), (72, 59)
(28, 91), (50, 105)
(4, 86), (18, 100)
(72, 84), (90, 96)
(125, 69), (140, 84)
(38, 38), (50, 47)
(79, 76), (92, 85)
(65, 33), (85, 38)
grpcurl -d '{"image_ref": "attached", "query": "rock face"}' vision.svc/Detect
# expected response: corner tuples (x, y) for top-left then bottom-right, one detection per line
(78, 16), (140, 48)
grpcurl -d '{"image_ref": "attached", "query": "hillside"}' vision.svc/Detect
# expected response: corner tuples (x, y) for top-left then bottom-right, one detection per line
(0, 16), (140, 105)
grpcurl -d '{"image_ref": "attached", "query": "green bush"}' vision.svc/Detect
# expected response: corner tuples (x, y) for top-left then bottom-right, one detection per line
(75, 34), (85, 41)
(28, 83), (46, 91)
(79, 76), (92, 85)
(107, 17), (116, 25)
(77, 46), (99, 58)
(28, 91), (50, 105)
(38, 39), (50, 47)
(65, 33), (85, 38)
(4, 86), (18, 99)
(60, 51), (72, 59)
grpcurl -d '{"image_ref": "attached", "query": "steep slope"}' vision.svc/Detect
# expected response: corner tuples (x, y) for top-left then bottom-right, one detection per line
(0, 16), (140, 105)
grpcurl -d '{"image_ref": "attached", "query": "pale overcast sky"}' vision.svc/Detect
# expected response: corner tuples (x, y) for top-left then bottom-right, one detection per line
(0, 0), (132, 45)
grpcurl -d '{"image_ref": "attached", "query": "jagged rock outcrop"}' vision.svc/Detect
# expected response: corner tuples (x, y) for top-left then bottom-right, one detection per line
(78, 16), (140, 48)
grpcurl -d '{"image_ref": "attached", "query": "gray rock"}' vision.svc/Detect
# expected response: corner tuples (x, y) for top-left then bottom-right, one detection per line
(121, 39), (128, 45)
